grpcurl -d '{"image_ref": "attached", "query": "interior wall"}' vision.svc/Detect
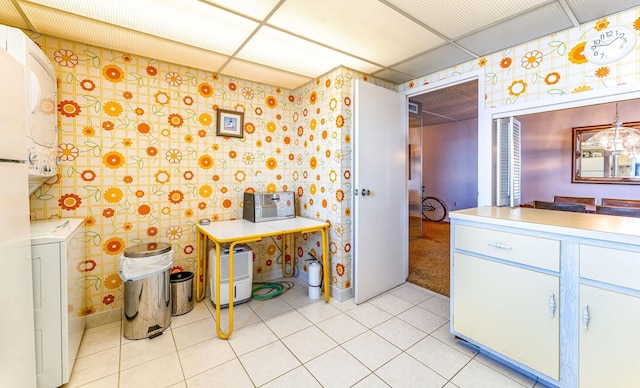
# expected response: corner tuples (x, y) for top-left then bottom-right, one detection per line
(519, 99), (640, 204)
(421, 118), (478, 214)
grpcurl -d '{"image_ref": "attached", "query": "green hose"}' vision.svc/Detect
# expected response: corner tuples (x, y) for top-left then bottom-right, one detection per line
(251, 281), (294, 299)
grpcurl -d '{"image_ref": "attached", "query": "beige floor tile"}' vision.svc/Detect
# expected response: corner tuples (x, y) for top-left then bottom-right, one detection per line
(328, 296), (358, 312)
(368, 293), (415, 315)
(316, 312), (367, 344)
(239, 341), (301, 386)
(65, 347), (120, 387)
(305, 346), (369, 388)
(261, 365), (322, 387)
(227, 321), (278, 356)
(342, 331), (401, 371)
(281, 325), (337, 363)
(296, 299), (342, 324)
(263, 309), (312, 338)
(376, 353), (448, 387)
(248, 296), (294, 320)
(119, 331), (176, 370)
(211, 302), (261, 331)
(68, 373), (118, 388)
(451, 359), (528, 388)
(406, 336), (472, 380)
(279, 284), (317, 309)
(186, 359), (253, 388)
(76, 323), (121, 357)
(372, 316), (428, 350)
(119, 352), (183, 387)
(389, 283), (437, 304)
(171, 317), (217, 350)
(397, 305), (447, 333)
(345, 303), (393, 328)
(351, 373), (391, 387)
(170, 301), (212, 328)
(177, 337), (236, 378)
(418, 295), (451, 319)
(474, 353), (537, 387)
(431, 323), (479, 358)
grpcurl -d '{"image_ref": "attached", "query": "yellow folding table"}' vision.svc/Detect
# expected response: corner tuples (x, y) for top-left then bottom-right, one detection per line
(195, 217), (330, 339)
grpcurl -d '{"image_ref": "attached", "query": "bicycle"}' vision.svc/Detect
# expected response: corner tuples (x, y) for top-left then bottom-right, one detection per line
(421, 195), (448, 222)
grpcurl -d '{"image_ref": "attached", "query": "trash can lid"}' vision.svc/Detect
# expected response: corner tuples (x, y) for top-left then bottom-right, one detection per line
(124, 242), (171, 258)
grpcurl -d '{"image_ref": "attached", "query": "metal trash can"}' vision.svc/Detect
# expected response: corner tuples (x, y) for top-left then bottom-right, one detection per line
(120, 242), (173, 340)
(170, 272), (194, 316)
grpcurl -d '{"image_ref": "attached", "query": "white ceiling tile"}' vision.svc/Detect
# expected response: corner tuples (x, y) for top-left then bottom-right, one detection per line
(392, 45), (475, 77)
(456, 2), (573, 57)
(386, 0), (548, 39)
(370, 68), (414, 84)
(199, 0), (282, 20)
(236, 26), (382, 77)
(268, 0), (445, 66)
(223, 58), (311, 90)
(22, 0), (258, 55)
(20, 3), (229, 70)
(566, 0), (640, 24)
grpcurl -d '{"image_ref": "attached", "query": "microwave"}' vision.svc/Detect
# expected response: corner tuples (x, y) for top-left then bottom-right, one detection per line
(243, 191), (296, 222)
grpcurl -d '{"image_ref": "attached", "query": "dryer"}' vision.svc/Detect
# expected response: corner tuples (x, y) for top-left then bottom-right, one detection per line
(2, 25), (58, 195)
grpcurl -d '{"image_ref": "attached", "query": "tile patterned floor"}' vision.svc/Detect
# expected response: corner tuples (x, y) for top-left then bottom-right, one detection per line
(64, 279), (551, 387)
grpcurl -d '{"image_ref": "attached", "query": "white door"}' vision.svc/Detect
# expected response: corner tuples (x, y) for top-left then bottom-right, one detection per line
(353, 80), (408, 304)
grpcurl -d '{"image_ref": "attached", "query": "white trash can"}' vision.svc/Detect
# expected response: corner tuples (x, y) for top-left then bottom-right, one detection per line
(119, 242), (173, 340)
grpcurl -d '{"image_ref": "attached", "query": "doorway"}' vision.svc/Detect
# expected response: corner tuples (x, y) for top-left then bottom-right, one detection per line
(407, 79), (479, 296)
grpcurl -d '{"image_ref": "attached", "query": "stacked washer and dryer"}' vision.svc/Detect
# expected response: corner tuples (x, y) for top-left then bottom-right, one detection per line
(0, 24), (84, 388)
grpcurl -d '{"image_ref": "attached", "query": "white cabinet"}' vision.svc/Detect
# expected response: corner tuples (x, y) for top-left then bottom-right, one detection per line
(453, 225), (560, 380)
(450, 207), (640, 388)
(579, 244), (640, 388)
(454, 253), (559, 378)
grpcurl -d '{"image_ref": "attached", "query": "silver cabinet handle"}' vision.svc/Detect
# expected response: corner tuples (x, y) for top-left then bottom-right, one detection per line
(582, 304), (590, 330)
(488, 242), (512, 250)
(549, 294), (556, 318)
(354, 189), (358, 196)
(361, 189), (371, 196)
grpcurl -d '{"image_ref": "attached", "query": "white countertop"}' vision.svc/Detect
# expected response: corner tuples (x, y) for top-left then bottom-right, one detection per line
(196, 217), (329, 242)
(450, 207), (640, 245)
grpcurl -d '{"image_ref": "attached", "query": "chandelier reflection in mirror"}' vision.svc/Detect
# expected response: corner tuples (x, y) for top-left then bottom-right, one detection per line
(584, 103), (640, 154)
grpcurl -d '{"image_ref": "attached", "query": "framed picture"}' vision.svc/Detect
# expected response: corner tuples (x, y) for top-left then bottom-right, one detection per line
(216, 109), (244, 138)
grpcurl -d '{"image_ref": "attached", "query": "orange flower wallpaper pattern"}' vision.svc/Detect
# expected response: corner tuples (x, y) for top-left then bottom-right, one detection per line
(28, 34), (383, 315)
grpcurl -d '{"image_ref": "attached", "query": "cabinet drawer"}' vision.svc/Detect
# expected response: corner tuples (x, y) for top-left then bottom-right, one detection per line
(580, 245), (640, 291)
(454, 224), (560, 271)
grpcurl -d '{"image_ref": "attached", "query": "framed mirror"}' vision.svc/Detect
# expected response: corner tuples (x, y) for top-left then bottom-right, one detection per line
(572, 121), (640, 184)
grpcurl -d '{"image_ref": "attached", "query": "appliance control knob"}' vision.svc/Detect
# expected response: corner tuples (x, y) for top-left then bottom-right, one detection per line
(28, 153), (39, 163)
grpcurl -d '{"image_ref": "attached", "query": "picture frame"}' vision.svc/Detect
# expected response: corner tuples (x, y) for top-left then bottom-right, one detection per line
(216, 109), (244, 138)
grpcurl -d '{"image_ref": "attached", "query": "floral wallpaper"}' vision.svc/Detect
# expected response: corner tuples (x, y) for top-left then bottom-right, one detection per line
(27, 6), (640, 317)
(28, 34), (389, 315)
(400, 9), (640, 108)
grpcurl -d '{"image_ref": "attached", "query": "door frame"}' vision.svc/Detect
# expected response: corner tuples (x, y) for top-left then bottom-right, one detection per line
(404, 70), (488, 205)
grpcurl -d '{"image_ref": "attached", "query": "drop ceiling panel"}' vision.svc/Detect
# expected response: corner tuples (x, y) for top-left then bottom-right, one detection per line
(200, 0), (282, 21)
(392, 44), (475, 78)
(268, 0), (445, 66)
(20, 4), (230, 69)
(386, 0), (549, 39)
(371, 68), (414, 84)
(456, 2), (574, 57)
(566, 0), (640, 24)
(21, 0), (258, 55)
(236, 26), (382, 77)
(223, 58), (312, 90)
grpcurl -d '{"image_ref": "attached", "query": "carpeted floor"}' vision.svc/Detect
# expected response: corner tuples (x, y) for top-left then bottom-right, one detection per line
(408, 218), (450, 296)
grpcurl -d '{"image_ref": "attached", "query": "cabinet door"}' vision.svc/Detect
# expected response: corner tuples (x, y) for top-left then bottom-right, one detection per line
(453, 253), (559, 379)
(579, 285), (640, 387)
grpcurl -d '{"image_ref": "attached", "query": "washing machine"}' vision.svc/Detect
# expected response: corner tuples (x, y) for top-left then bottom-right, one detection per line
(1, 24), (58, 195)
(30, 218), (86, 388)
(209, 244), (253, 307)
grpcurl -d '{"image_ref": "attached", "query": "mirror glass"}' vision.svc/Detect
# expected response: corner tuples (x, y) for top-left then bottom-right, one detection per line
(573, 121), (640, 184)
